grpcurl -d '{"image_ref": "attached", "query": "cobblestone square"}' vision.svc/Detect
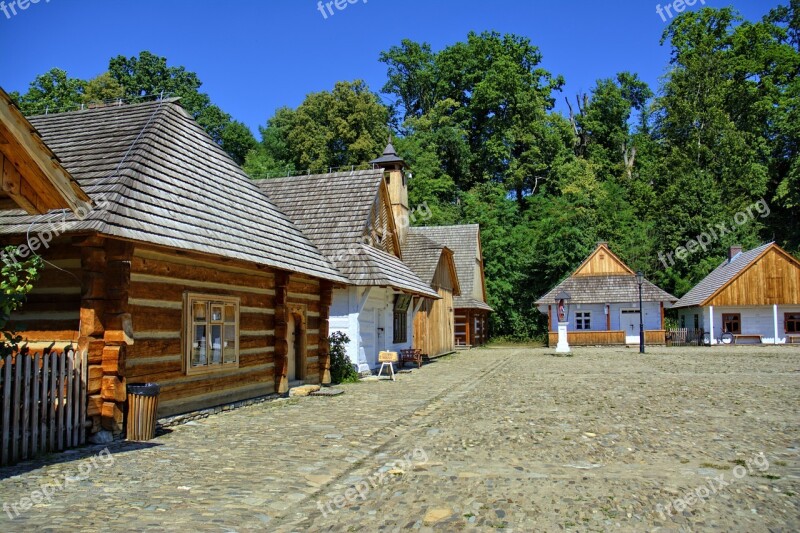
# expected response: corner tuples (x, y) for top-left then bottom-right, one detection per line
(1, 346), (798, 532)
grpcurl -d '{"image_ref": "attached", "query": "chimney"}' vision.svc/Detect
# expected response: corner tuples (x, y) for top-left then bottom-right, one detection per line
(370, 137), (409, 247)
(728, 245), (743, 262)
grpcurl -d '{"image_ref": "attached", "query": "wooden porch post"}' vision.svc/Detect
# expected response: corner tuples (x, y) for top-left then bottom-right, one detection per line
(548, 305), (552, 332)
(606, 305), (611, 331)
(660, 302), (665, 330)
(319, 281), (332, 384)
(465, 310), (472, 346)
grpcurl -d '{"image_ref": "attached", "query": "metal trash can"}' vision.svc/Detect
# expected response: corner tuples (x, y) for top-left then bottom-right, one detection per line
(126, 383), (160, 441)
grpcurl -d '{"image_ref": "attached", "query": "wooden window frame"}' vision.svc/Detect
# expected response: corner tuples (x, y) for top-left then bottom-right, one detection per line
(721, 313), (741, 335)
(393, 295), (411, 343)
(184, 292), (240, 375)
(785, 313), (800, 334)
(575, 311), (591, 331)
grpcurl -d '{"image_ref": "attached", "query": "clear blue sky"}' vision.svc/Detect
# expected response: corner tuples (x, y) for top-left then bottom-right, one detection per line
(0, 0), (781, 135)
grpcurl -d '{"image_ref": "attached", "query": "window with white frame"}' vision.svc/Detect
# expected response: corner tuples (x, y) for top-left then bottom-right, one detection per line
(575, 311), (591, 330)
(185, 293), (239, 374)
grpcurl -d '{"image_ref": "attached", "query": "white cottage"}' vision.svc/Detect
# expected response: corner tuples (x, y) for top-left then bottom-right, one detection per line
(535, 243), (677, 346)
(256, 162), (439, 372)
(674, 244), (800, 344)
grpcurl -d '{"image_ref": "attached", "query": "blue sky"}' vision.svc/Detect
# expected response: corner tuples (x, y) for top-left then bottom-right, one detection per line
(0, 0), (781, 135)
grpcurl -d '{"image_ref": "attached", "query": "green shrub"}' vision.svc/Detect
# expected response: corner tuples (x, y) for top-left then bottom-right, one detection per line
(1, 246), (42, 356)
(328, 332), (358, 384)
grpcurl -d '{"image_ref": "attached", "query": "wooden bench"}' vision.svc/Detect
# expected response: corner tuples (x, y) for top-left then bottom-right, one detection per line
(399, 349), (423, 369)
(733, 334), (763, 344)
(786, 334), (800, 344)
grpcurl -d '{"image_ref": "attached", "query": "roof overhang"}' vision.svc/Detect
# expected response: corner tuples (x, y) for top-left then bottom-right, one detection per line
(0, 87), (91, 215)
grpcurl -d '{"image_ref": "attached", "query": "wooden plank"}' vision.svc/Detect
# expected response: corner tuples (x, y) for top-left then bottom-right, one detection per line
(40, 352), (49, 452)
(48, 352), (56, 452)
(57, 352), (65, 451)
(21, 354), (31, 460)
(61, 352), (75, 448)
(11, 351), (22, 463)
(80, 349), (87, 445)
(68, 351), (77, 446)
(31, 352), (40, 458)
(1, 354), (11, 465)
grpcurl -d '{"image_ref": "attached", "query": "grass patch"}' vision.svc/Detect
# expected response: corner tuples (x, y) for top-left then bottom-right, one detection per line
(700, 462), (728, 470)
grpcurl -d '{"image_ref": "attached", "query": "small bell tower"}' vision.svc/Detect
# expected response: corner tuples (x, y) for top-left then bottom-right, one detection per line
(370, 137), (409, 246)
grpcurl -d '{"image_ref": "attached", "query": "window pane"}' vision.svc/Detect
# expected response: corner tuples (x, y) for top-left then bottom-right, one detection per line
(211, 305), (223, 322)
(223, 324), (236, 363)
(210, 325), (222, 364)
(225, 304), (236, 323)
(192, 325), (206, 366)
(193, 302), (206, 321)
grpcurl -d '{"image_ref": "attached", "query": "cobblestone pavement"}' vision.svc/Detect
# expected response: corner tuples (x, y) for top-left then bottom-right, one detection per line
(1, 346), (798, 532)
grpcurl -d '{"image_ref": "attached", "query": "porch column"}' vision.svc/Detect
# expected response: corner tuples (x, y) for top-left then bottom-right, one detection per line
(606, 304), (611, 331)
(708, 305), (714, 344)
(773, 304), (779, 345)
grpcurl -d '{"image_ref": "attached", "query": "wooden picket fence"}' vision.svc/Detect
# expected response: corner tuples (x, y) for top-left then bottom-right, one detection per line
(0, 350), (87, 466)
(667, 328), (705, 347)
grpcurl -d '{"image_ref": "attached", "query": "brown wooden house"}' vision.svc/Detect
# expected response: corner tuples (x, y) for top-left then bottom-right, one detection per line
(674, 243), (800, 344)
(0, 99), (347, 435)
(403, 230), (461, 357)
(0, 87), (90, 214)
(410, 225), (492, 347)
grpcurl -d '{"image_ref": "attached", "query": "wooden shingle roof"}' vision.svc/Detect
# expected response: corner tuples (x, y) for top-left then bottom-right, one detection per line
(0, 100), (345, 282)
(256, 171), (439, 298)
(410, 225), (492, 311)
(402, 232), (461, 295)
(536, 275), (677, 306)
(673, 242), (774, 308)
(535, 243), (677, 306)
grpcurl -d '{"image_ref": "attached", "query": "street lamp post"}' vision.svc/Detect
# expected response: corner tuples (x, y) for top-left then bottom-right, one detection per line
(636, 271), (645, 354)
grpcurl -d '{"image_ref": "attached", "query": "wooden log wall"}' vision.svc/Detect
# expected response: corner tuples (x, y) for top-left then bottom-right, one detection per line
(546, 330), (667, 346)
(127, 245), (324, 417)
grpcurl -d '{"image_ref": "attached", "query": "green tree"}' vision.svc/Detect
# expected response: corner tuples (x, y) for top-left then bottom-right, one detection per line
(82, 72), (125, 104)
(12, 68), (84, 115)
(1, 248), (43, 356)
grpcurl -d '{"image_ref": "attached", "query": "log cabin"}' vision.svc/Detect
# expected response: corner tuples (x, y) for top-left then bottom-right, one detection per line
(0, 98), (348, 435)
(410, 225), (493, 347)
(0, 87), (90, 214)
(403, 230), (461, 357)
(674, 243), (800, 344)
(535, 242), (677, 346)
(255, 159), (439, 372)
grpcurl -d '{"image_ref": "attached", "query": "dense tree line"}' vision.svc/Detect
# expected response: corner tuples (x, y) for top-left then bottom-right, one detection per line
(14, 4), (799, 339)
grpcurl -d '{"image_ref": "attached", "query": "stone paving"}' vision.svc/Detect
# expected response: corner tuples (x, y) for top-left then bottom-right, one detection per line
(0, 345), (798, 532)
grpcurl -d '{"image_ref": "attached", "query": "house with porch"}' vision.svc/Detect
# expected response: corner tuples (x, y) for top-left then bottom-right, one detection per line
(536, 242), (677, 346)
(1, 97), (348, 436)
(255, 147), (440, 373)
(674, 244), (800, 344)
(410, 225), (493, 347)
(402, 230), (461, 358)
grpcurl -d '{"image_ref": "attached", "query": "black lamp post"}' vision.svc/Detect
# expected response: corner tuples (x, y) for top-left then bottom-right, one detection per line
(636, 271), (645, 354)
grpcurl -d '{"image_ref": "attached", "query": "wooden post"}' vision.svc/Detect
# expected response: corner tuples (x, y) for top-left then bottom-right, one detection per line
(548, 305), (552, 333)
(319, 281), (332, 385)
(606, 305), (611, 331)
(465, 310), (472, 347)
(274, 271), (289, 394)
(660, 301), (665, 330)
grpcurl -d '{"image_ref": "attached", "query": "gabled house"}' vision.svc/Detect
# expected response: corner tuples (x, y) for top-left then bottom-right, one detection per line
(256, 163), (440, 373)
(1, 98), (347, 434)
(0, 87), (90, 214)
(674, 243), (800, 344)
(535, 242), (677, 346)
(410, 225), (493, 347)
(402, 230), (461, 357)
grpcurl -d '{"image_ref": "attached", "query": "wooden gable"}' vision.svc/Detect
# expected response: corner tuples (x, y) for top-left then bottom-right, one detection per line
(365, 180), (401, 258)
(0, 88), (90, 214)
(706, 244), (800, 306)
(573, 243), (635, 277)
(431, 248), (461, 295)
